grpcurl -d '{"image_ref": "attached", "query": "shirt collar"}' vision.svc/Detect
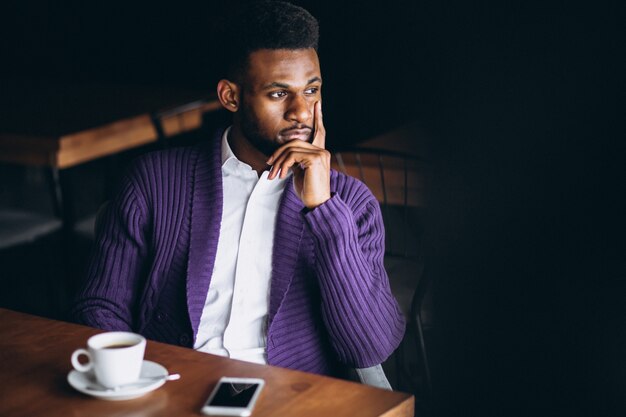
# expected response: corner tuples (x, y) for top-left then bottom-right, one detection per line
(220, 126), (292, 182)
(221, 126), (238, 166)
(222, 126), (292, 186)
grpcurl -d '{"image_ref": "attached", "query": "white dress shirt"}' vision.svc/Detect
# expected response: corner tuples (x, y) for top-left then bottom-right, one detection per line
(194, 127), (289, 364)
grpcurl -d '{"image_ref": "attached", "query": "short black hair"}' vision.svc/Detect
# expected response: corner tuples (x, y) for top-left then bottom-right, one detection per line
(219, 1), (319, 81)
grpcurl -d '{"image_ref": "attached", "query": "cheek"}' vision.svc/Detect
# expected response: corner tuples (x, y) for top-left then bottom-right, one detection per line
(255, 103), (286, 132)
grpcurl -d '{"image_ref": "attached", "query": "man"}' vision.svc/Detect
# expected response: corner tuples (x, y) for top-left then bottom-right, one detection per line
(72, 1), (404, 377)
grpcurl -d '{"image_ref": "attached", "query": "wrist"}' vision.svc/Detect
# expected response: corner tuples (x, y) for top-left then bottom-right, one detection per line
(304, 193), (331, 210)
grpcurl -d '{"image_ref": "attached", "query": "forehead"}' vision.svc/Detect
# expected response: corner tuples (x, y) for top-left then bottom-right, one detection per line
(244, 48), (321, 87)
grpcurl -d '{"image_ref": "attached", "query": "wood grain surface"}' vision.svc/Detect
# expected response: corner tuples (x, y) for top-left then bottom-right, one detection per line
(0, 309), (413, 417)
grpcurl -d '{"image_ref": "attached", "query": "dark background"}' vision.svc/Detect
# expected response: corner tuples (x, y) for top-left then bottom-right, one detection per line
(1, 1), (623, 415)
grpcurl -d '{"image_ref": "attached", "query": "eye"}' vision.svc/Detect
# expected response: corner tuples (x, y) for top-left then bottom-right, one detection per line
(304, 87), (319, 95)
(269, 90), (287, 99)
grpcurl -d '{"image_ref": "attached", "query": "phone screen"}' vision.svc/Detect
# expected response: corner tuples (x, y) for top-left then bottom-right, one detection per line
(207, 382), (261, 408)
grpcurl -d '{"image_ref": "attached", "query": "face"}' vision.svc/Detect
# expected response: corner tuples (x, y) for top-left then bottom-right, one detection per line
(236, 48), (322, 156)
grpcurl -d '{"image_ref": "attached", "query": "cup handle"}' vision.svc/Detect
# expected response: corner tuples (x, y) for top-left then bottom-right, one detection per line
(71, 348), (93, 373)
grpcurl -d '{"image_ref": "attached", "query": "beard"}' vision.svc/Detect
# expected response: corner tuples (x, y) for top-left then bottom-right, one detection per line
(238, 101), (281, 157)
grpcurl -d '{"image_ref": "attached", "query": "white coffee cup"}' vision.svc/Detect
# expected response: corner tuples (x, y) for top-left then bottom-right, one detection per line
(71, 331), (146, 388)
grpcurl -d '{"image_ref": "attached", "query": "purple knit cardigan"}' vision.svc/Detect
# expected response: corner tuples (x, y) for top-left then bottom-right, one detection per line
(72, 128), (405, 375)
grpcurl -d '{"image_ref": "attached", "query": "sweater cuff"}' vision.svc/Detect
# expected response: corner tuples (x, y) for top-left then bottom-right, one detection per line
(302, 193), (352, 237)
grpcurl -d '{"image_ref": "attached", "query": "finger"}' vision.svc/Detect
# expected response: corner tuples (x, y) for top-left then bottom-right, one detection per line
(271, 149), (319, 179)
(311, 101), (325, 149)
(268, 150), (299, 180)
(267, 138), (318, 165)
(268, 149), (320, 179)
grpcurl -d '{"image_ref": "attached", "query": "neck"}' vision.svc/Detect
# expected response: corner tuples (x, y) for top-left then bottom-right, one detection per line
(228, 125), (269, 176)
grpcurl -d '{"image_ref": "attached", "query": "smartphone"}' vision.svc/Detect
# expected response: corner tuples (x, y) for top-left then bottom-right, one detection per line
(201, 377), (265, 416)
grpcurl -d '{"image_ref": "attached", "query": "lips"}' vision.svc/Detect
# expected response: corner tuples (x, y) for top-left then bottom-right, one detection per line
(280, 128), (312, 142)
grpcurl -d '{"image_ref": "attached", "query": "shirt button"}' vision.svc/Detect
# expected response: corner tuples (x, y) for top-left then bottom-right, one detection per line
(155, 311), (164, 322)
(179, 334), (191, 346)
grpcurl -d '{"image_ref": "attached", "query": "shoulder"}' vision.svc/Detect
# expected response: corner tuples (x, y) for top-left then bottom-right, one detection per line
(128, 128), (223, 179)
(329, 169), (379, 215)
(131, 146), (201, 172)
(118, 147), (202, 200)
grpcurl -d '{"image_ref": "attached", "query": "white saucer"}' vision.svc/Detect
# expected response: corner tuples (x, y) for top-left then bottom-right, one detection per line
(67, 360), (168, 401)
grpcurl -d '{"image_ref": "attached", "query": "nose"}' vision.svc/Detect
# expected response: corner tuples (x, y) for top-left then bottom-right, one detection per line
(285, 94), (312, 124)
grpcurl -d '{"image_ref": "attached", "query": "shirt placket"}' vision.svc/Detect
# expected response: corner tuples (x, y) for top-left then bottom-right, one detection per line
(223, 176), (264, 354)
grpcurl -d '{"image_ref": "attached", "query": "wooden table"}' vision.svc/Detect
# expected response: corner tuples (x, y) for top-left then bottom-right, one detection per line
(0, 309), (414, 417)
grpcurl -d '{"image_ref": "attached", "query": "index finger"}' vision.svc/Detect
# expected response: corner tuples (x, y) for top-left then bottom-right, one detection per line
(311, 101), (325, 149)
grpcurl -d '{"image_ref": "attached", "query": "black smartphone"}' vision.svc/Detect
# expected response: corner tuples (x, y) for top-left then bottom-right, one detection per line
(201, 377), (265, 416)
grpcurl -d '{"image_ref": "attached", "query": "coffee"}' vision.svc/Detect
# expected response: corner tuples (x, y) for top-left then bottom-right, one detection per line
(104, 343), (136, 349)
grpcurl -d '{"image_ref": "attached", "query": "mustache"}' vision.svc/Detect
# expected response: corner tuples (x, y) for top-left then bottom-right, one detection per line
(279, 124), (313, 135)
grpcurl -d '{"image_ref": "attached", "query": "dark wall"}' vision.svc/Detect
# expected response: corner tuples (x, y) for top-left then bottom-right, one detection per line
(1, 1), (623, 415)
(419, 3), (624, 417)
(0, 0), (428, 145)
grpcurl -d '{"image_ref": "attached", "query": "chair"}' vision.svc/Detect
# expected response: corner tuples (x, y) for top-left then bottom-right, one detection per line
(0, 210), (62, 251)
(0, 164), (66, 316)
(0, 162), (70, 248)
(333, 147), (432, 397)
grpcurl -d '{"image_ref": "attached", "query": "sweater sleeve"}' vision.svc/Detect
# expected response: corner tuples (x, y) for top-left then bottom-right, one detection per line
(71, 166), (150, 331)
(303, 189), (406, 368)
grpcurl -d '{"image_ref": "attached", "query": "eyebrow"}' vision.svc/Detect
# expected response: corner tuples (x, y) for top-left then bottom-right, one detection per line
(262, 77), (322, 90)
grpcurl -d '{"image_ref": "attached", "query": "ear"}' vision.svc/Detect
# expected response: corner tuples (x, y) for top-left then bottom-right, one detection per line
(217, 79), (240, 112)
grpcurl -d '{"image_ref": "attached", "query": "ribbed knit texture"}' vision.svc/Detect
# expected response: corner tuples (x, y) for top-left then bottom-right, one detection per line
(72, 128), (405, 374)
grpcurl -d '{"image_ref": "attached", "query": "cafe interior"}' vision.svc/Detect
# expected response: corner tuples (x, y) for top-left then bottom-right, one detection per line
(0, 1), (620, 416)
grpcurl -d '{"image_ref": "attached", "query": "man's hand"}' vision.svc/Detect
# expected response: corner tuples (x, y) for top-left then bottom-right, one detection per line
(266, 101), (331, 209)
